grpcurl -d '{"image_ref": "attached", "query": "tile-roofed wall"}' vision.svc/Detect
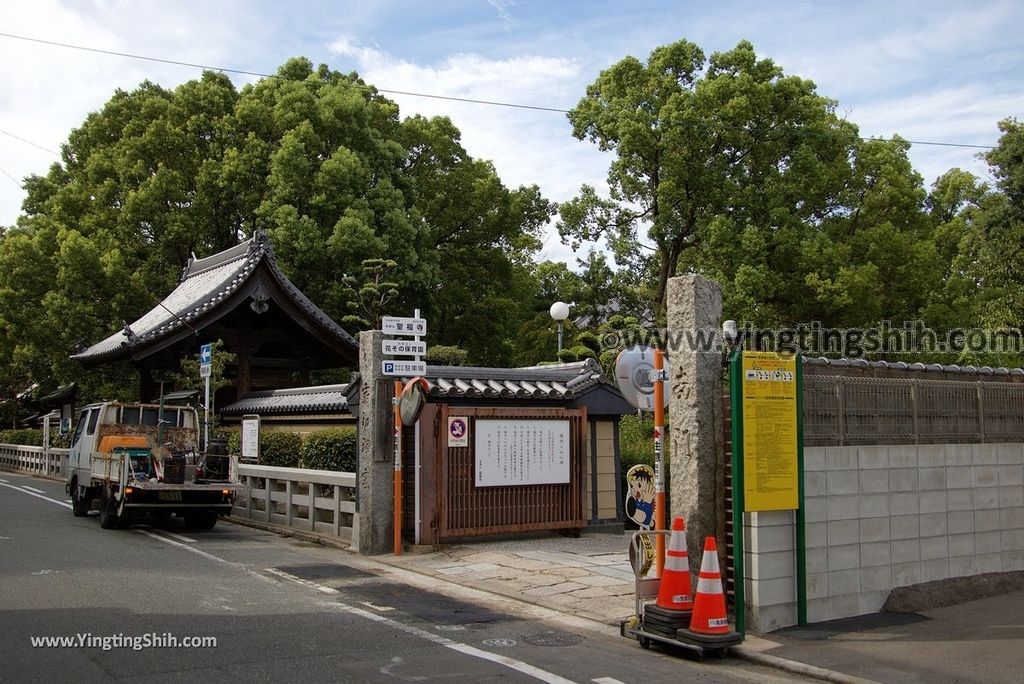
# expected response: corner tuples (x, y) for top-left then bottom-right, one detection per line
(221, 384), (350, 416)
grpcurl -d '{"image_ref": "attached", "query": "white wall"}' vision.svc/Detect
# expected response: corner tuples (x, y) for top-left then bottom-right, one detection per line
(745, 443), (1024, 632)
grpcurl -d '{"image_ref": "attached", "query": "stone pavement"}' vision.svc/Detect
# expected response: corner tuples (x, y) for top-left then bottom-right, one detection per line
(376, 530), (640, 625)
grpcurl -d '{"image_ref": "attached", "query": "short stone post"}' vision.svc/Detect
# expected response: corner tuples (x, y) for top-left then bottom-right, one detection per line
(355, 330), (394, 554)
(666, 275), (725, 575)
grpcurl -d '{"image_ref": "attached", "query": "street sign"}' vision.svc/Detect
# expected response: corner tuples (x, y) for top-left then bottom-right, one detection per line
(382, 360), (427, 376)
(199, 343), (212, 365)
(382, 316), (426, 336)
(382, 339), (427, 356)
(200, 363), (212, 378)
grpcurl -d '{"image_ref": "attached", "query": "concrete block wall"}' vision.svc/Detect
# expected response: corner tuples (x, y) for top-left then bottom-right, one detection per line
(745, 442), (1024, 630)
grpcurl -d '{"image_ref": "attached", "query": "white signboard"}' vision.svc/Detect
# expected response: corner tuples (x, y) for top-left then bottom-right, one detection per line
(200, 363), (212, 378)
(474, 419), (571, 487)
(241, 415), (260, 464)
(448, 416), (469, 447)
(382, 340), (427, 356)
(382, 360), (427, 376)
(382, 316), (427, 337)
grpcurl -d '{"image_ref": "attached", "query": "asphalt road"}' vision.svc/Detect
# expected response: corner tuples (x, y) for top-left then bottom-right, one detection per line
(0, 472), (806, 683)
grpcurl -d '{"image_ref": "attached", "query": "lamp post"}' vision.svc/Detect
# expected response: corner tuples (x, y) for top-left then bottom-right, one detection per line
(549, 301), (570, 354)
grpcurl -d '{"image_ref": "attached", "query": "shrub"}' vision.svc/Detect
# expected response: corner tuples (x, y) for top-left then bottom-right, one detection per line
(425, 345), (469, 367)
(258, 431), (303, 468)
(0, 429), (43, 446)
(301, 427), (358, 472)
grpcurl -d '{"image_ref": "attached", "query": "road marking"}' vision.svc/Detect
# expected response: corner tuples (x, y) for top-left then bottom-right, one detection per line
(593, 679), (626, 684)
(133, 529), (273, 584)
(135, 525), (197, 544)
(21, 485), (46, 494)
(0, 482), (72, 509)
(274, 569), (577, 682)
(265, 567), (340, 595)
(358, 600), (394, 612)
(330, 601), (578, 684)
(0, 478), (8, 483)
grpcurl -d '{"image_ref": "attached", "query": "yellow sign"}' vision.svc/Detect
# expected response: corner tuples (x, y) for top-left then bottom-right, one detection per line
(741, 351), (798, 511)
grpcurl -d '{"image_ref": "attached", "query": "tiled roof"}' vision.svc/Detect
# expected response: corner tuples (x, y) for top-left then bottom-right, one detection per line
(72, 232), (357, 363)
(221, 384), (351, 416)
(803, 357), (1024, 375)
(363, 359), (614, 401)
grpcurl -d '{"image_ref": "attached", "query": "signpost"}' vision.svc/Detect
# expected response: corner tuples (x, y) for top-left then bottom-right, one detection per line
(200, 343), (212, 452)
(382, 311), (428, 556)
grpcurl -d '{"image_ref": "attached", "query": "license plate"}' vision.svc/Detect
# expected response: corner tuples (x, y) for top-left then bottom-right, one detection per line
(158, 490), (182, 502)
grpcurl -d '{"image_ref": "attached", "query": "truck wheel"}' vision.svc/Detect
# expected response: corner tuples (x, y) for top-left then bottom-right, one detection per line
(185, 511), (218, 530)
(99, 492), (121, 529)
(71, 479), (91, 517)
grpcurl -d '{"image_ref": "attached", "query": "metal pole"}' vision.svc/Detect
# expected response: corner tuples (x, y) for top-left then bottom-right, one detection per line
(653, 348), (666, 577)
(730, 348), (746, 635)
(557, 322), (563, 354)
(393, 380), (403, 556)
(796, 353), (807, 626)
(204, 373), (210, 452)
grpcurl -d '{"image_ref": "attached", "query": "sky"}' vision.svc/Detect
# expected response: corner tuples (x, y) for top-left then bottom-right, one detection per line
(1, 0), (1021, 265)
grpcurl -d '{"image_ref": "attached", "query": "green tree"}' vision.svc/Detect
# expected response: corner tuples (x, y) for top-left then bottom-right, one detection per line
(1, 58), (551, 400)
(561, 39), (859, 317)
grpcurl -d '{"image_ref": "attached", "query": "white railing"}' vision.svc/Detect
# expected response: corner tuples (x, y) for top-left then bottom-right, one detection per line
(0, 444), (70, 480)
(232, 464), (356, 542)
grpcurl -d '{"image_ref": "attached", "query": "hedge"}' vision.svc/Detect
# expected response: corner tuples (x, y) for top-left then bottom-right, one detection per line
(0, 429), (43, 446)
(256, 431), (303, 468)
(300, 427), (357, 472)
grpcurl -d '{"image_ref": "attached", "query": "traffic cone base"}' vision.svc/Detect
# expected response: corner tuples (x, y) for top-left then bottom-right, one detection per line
(655, 516), (694, 613)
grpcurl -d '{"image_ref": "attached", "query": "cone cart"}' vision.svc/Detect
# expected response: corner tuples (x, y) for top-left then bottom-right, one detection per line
(620, 530), (742, 659)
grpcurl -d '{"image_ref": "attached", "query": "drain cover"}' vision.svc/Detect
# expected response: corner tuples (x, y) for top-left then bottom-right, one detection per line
(521, 631), (583, 647)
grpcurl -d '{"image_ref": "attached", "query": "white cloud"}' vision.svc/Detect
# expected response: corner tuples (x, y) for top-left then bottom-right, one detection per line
(328, 36), (609, 266)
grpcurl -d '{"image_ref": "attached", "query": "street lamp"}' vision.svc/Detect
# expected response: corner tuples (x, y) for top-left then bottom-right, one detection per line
(550, 301), (570, 354)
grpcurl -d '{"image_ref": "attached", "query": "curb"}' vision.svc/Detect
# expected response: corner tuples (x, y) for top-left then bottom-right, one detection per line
(224, 515), (351, 551)
(731, 647), (880, 684)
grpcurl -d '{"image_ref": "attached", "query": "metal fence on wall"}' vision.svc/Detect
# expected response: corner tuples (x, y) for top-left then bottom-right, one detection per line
(804, 360), (1024, 446)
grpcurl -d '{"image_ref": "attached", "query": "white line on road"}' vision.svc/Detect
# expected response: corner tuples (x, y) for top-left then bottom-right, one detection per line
(135, 525), (197, 544)
(21, 485), (46, 494)
(0, 482), (71, 509)
(593, 678), (626, 684)
(0, 478), (8, 483)
(270, 568), (577, 683)
(133, 529), (273, 583)
(358, 600), (394, 612)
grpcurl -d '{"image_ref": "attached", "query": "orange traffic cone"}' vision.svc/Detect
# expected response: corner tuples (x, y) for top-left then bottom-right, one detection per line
(688, 536), (730, 634)
(655, 516), (693, 611)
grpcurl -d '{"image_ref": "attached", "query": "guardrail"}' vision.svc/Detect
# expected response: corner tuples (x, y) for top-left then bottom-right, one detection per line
(0, 444), (70, 480)
(232, 464), (356, 542)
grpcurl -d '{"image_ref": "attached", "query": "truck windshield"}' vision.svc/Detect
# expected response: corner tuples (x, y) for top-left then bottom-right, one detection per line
(71, 410), (88, 447)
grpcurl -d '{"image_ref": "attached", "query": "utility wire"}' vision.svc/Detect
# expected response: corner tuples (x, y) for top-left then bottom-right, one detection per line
(0, 164), (23, 188)
(0, 128), (60, 155)
(0, 31), (997, 150)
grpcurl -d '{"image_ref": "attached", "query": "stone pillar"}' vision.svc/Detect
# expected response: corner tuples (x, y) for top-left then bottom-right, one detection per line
(666, 275), (725, 574)
(355, 330), (393, 554)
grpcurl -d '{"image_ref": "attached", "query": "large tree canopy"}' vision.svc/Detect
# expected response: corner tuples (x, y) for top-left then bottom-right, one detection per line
(560, 39), (859, 317)
(0, 58), (552, 403)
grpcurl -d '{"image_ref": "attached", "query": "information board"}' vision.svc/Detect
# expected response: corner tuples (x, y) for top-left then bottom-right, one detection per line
(741, 351), (799, 511)
(241, 414), (260, 464)
(474, 419), (570, 487)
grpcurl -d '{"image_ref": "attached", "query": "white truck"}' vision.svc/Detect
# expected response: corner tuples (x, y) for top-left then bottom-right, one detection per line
(66, 401), (243, 530)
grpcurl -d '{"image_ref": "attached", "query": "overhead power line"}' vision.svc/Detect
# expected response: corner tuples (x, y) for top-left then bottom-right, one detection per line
(0, 31), (997, 150)
(0, 128), (60, 156)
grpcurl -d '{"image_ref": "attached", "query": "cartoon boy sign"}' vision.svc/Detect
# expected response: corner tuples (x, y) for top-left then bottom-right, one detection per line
(625, 464), (656, 529)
